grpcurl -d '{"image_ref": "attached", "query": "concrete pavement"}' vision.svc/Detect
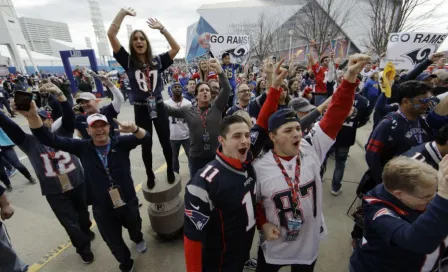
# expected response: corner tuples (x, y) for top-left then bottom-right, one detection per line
(3, 101), (373, 272)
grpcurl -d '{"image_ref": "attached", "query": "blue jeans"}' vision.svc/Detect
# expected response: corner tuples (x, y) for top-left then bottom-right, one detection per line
(170, 139), (190, 174)
(314, 94), (328, 107)
(331, 146), (350, 191)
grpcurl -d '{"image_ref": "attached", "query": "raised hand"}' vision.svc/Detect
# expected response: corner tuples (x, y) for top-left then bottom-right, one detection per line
(344, 54), (371, 83)
(272, 59), (288, 89)
(430, 52), (445, 63)
(147, 18), (164, 30)
(113, 118), (138, 133)
(262, 58), (274, 75)
(208, 58), (223, 74)
(40, 82), (62, 94)
(121, 7), (136, 17)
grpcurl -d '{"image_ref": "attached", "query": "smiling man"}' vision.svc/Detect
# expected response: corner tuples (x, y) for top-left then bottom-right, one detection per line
(25, 102), (150, 272)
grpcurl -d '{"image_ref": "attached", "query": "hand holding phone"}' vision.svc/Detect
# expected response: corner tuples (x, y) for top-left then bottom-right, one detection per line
(14, 91), (33, 111)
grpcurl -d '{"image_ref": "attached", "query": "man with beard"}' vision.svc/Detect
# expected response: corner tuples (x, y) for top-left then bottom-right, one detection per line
(164, 82), (191, 174)
(165, 58), (231, 178)
(225, 83), (251, 116)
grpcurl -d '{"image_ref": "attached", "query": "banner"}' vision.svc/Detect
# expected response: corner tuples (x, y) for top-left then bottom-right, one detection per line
(381, 32), (448, 70)
(209, 34), (250, 65)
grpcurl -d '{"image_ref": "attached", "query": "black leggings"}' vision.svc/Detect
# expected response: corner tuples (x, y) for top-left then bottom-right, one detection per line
(134, 101), (173, 181)
(256, 247), (317, 272)
(0, 146), (33, 186)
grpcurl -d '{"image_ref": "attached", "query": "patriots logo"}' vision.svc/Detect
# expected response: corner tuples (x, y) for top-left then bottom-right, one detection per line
(185, 209), (209, 231)
(401, 44), (437, 66)
(250, 131), (259, 145)
(373, 208), (400, 220)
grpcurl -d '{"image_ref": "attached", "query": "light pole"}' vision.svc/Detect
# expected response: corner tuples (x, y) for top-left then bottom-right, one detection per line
(288, 30), (294, 61)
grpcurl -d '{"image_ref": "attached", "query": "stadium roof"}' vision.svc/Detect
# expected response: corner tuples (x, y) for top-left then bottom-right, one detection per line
(194, 0), (380, 52)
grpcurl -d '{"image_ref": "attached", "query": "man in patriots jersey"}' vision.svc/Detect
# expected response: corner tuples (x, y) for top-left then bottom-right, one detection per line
(254, 54), (370, 271)
(221, 52), (241, 106)
(350, 156), (448, 272)
(184, 61), (289, 272)
(4, 84), (94, 264)
(404, 124), (448, 170)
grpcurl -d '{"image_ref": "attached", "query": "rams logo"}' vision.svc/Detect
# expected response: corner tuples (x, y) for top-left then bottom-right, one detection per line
(401, 44), (437, 66)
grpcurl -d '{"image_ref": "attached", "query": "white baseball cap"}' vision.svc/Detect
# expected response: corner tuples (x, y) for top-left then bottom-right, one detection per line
(87, 113), (108, 126)
(76, 92), (96, 103)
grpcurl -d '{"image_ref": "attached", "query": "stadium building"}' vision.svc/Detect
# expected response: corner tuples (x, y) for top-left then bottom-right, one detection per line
(186, 0), (398, 64)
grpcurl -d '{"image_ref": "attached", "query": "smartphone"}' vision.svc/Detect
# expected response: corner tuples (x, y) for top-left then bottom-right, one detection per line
(14, 91), (33, 111)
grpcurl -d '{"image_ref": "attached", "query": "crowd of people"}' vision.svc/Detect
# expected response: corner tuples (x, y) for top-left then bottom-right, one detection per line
(1, 6), (448, 272)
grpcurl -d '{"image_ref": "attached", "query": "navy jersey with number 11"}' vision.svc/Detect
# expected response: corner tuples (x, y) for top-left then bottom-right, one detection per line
(184, 150), (256, 271)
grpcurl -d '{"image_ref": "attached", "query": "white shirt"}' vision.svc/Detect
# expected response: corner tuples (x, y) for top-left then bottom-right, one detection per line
(254, 123), (333, 265)
(359, 67), (378, 90)
(164, 98), (191, 140)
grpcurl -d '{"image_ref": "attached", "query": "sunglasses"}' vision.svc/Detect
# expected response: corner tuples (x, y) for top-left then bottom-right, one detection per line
(412, 97), (433, 104)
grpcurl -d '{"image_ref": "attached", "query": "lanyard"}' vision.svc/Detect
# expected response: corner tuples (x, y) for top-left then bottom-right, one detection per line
(47, 148), (61, 174)
(272, 151), (301, 217)
(398, 111), (423, 144)
(96, 142), (114, 185)
(198, 106), (208, 130)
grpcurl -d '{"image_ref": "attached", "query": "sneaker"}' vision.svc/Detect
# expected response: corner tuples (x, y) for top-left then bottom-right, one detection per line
(80, 252), (95, 264)
(244, 258), (257, 270)
(6, 168), (17, 178)
(331, 188), (342, 196)
(28, 178), (37, 184)
(88, 231), (95, 241)
(5, 184), (12, 192)
(136, 240), (147, 253)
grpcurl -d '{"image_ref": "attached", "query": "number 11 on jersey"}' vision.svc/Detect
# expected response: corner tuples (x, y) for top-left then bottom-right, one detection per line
(242, 192), (255, 231)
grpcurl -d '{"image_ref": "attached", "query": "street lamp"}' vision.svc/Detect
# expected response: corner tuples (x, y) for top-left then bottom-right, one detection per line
(288, 30), (294, 61)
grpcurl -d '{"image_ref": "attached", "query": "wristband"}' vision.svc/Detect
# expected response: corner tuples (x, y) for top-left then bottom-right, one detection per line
(133, 127), (139, 134)
(54, 92), (64, 97)
(160, 27), (165, 34)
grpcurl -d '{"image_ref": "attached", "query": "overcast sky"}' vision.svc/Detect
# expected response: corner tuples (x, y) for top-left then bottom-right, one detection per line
(12, 0), (448, 58)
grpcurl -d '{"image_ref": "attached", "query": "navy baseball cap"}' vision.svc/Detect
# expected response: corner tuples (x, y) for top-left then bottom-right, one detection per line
(38, 110), (50, 120)
(268, 109), (300, 132)
(416, 73), (437, 81)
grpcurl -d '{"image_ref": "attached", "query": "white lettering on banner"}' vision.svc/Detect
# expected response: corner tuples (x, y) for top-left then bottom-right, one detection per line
(69, 50), (82, 58)
(381, 32), (448, 70)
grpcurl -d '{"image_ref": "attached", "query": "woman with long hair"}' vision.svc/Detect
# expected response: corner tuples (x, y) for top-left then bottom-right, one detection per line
(108, 7), (180, 189)
(254, 79), (266, 97)
(198, 59), (210, 82)
(288, 79), (300, 98)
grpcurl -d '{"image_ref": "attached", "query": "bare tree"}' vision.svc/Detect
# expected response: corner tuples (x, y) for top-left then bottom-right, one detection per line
(230, 12), (275, 62)
(366, 0), (447, 55)
(291, 0), (355, 58)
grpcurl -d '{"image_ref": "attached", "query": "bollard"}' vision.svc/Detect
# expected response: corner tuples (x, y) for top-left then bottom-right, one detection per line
(142, 172), (183, 239)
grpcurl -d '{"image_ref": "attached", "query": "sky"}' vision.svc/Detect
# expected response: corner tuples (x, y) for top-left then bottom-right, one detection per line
(11, 0), (448, 58)
(12, 0), (240, 59)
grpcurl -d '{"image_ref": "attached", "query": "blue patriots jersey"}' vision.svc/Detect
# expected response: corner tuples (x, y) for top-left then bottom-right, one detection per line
(184, 150), (256, 271)
(403, 141), (443, 170)
(350, 184), (448, 272)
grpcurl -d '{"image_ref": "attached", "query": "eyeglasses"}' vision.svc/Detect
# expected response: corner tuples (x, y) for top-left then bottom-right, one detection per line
(412, 97), (433, 104)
